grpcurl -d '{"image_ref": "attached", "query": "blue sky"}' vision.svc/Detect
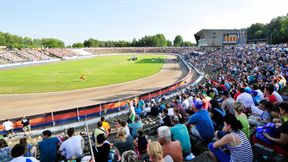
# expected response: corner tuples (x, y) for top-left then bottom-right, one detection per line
(0, 0), (287, 45)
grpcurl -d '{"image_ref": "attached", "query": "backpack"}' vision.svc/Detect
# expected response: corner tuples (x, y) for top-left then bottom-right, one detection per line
(92, 127), (106, 143)
(255, 122), (277, 145)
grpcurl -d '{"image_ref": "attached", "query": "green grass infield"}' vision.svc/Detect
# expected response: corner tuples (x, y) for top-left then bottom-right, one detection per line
(0, 54), (166, 94)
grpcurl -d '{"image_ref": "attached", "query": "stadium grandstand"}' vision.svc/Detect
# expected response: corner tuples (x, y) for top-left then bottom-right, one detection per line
(194, 29), (246, 47)
(0, 45), (288, 162)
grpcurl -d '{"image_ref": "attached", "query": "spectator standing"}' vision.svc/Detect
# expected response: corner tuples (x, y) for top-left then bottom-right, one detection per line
(94, 134), (110, 162)
(93, 121), (107, 146)
(38, 130), (60, 162)
(128, 116), (143, 138)
(3, 119), (14, 138)
(135, 99), (145, 117)
(101, 116), (111, 136)
(21, 116), (31, 136)
(129, 101), (136, 123)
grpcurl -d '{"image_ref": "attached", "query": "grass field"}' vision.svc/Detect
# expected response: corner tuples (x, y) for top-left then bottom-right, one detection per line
(0, 54), (165, 94)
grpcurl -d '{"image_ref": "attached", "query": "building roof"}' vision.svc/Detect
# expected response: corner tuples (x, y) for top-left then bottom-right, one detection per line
(194, 29), (241, 36)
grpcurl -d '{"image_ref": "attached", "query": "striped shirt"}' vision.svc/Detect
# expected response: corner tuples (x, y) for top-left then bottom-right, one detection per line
(228, 131), (253, 162)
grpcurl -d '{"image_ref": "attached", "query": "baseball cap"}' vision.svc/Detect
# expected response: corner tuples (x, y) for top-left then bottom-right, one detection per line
(193, 99), (203, 109)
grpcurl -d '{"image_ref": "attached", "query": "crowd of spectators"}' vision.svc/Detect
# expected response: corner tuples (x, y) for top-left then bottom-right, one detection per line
(43, 49), (80, 58)
(1, 44), (288, 162)
(85, 47), (195, 55)
(0, 48), (82, 64)
(0, 50), (26, 63)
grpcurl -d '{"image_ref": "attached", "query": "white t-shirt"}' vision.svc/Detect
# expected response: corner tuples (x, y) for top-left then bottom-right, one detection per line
(125, 126), (131, 136)
(10, 156), (39, 162)
(3, 121), (13, 131)
(255, 89), (264, 100)
(188, 96), (194, 107)
(236, 92), (255, 108)
(129, 106), (136, 116)
(59, 135), (83, 159)
(273, 91), (283, 102)
(182, 99), (190, 110)
(251, 105), (264, 116)
(167, 108), (175, 116)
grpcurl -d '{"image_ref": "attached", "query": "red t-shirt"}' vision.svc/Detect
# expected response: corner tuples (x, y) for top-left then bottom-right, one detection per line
(267, 94), (277, 103)
(234, 92), (241, 100)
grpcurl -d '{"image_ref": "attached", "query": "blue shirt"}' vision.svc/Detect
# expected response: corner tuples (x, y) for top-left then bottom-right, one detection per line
(171, 124), (191, 154)
(135, 107), (142, 116)
(159, 104), (166, 112)
(128, 121), (143, 138)
(138, 100), (145, 109)
(23, 144), (32, 157)
(38, 137), (60, 162)
(188, 109), (214, 139)
(0, 147), (12, 162)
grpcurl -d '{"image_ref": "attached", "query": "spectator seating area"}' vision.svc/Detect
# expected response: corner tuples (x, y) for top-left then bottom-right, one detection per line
(0, 47), (197, 65)
(85, 47), (195, 55)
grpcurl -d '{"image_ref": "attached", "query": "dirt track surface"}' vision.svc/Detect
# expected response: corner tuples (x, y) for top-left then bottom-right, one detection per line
(0, 55), (187, 120)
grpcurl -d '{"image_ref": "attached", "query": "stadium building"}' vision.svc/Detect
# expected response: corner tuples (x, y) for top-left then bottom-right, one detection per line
(194, 29), (246, 47)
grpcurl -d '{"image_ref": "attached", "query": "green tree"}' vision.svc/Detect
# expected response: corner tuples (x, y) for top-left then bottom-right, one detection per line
(72, 42), (84, 48)
(41, 38), (65, 48)
(280, 16), (288, 42)
(247, 23), (267, 40)
(166, 40), (172, 47)
(83, 38), (100, 47)
(173, 35), (183, 47)
(33, 39), (43, 48)
(182, 41), (193, 47)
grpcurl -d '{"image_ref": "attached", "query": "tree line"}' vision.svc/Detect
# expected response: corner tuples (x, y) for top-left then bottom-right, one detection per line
(0, 32), (65, 48)
(0, 32), (194, 48)
(73, 34), (194, 48)
(247, 13), (288, 44)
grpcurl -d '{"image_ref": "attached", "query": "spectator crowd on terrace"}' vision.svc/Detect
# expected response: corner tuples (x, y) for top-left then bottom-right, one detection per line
(0, 47), (195, 65)
(1, 44), (288, 162)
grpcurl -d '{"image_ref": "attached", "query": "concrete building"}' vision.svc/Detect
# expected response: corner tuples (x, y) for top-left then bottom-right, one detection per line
(194, 29), (246, 47)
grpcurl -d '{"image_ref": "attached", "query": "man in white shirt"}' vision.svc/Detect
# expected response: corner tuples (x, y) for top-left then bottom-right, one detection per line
(236, 88), (255, 108)
(273, 91), (283, 103)
(3, 119), (14, 138)
(59, 128), (83, 161)
(182, 96), (190, 111)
